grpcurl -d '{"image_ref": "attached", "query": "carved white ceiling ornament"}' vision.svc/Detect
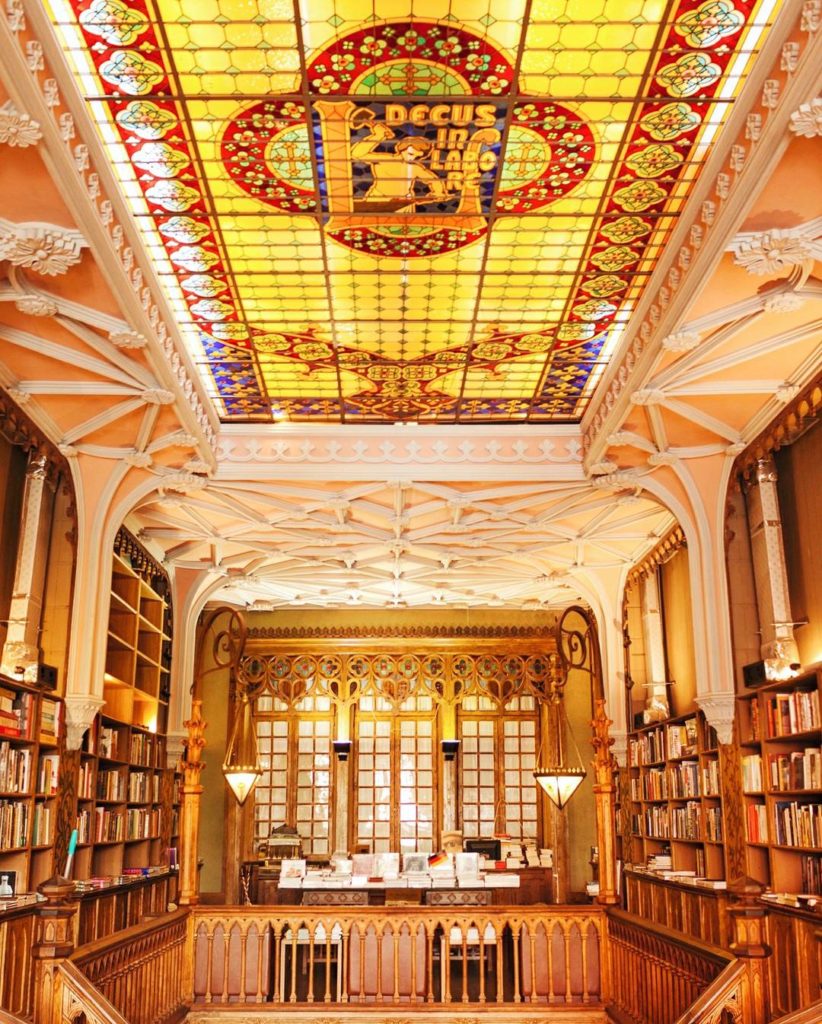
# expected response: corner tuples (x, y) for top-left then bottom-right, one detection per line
(109, 329), (148, 349)
(0, 220), (87, 276)
(788, 97), (822, 137)
(13, 293), (58, 316)
(0, 100), (42, 147)
(762, 291), (806, 314)
(661, 330), (701, 352)
(730, 221), (822, 275)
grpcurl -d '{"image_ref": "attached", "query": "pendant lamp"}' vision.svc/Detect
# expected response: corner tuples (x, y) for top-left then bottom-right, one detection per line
(222, 690), (261, 805)
(534, 669), (586, 811)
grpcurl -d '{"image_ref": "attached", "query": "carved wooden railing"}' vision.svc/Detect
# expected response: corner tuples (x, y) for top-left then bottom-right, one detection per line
(672, 959), (758, 1024)
(189, 905), (606, 1007)
(69, 908), (188, 1024)
(0, 906), (36, 1019)
(0, 1008), (31, 1024)
(771, 997), (822, 1022)
(607, 909), (734, 1024)
(53, 961), (129, 1024)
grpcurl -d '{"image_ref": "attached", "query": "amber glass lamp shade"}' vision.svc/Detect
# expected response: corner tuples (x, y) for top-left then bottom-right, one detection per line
(222, 692), (261, 805)
(534, 767), (587, 810)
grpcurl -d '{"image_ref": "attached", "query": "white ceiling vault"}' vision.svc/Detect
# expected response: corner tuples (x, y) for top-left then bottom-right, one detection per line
(131, 473), (675, 609)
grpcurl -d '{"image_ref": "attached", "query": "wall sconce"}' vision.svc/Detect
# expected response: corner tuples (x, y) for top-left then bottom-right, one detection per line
(442, 739), (460, 761)
(333, 740), (352, 761)
(222, 689), (261, 805)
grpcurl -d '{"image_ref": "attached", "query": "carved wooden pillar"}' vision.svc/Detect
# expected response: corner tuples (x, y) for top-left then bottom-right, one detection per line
(32, 876), (77, 1024)
(727, 878), (771, 1024)
(0, 452), (55, 681)
(591, 698), (619, 905)
(178, 698), (206, 906)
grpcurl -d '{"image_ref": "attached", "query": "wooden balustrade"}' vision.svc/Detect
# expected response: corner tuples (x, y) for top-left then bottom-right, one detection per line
(53, 961), (129, 1024)
(189, 905), (606, 1008)
(771, 997), (822, 1023)
(0, 906), (35, 1020)
(672, 959), (758, 1024)
(606, 908), (733, 1024)
(69, 908), (189, 1024)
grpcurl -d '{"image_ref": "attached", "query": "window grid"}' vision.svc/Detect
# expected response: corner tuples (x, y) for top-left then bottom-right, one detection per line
(398, 718), (434, 853)
(253, 717), (289, 844)
(502, 719), (539, 839)
(460, 719), (496, 838)
(355, 718), (392, 853)
(295, 717), (332, 856)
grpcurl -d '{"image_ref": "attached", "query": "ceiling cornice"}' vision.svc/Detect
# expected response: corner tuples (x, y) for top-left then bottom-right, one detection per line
(215, 423), (586, 482)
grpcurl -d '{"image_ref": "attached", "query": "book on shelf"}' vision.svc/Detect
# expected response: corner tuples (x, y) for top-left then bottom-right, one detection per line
(0, 798), (29, 848)
(37, 752), (59, 795)
(38, 698), (62, 743)
(0, 743), (32, 793)
(0, 691), (33, 740)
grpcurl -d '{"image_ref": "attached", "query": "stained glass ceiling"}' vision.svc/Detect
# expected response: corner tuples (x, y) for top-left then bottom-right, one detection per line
(47, 0), (782, 423)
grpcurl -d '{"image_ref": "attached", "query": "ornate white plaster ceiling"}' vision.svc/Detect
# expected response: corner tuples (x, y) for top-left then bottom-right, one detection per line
(131, 475), (675, 608)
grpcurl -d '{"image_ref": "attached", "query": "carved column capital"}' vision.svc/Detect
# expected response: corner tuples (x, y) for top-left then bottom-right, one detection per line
(63, 695), (106, 750)
(696, 691), (736, 746)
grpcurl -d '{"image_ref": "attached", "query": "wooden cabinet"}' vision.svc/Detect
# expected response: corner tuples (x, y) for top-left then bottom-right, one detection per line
(627, 710), (725, 882)
(738, 665), (822, 894)
(0, 678), (63, 893)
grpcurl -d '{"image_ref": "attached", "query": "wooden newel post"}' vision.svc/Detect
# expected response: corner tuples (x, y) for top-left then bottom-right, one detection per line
(32, 876), (77, 1024)
(727, 878), (771, 1024)
(178, 698), (207, 907)
(592, 698), (620, 905)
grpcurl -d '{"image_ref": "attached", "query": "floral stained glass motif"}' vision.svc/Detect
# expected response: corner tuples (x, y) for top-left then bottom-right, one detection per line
(46, 0), (781, 422)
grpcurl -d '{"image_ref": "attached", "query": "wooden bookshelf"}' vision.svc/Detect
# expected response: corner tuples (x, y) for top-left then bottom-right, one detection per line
(738, 665), (822, 895)
(628, 710), (725, 883)
(71, 528), (175, 882)
(0, 677), (63, 893)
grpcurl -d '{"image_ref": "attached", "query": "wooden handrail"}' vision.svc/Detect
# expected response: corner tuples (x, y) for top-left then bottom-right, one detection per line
(0, 1009), (30, 1024)
(70, 909), (189, 1024)
(606, 908), (734, 1024)
(54, 961), (130, 1024)
(672, 959), (750, 1024)
(771, 998), (822, 1023)
(190, 904), (606, 1007)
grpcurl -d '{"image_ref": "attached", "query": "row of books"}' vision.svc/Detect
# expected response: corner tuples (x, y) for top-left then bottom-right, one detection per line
(125, 807), (160, 840)
(630, 728), (666, 766)
(0, 688), (33, 740)
(631, 760), (721, 802)
(667, 719), (699, 759)
(78, 760), (94, 799)
(747, 803), (768, 844)
(128, 771), (161, 804)
(39, 698), (62, 743)
(95, 808), (125, 844)
(0, 798), (28, 849)
(0, 747), (59, 796)
(0, 743), (31, 794)
(130, 731), (162, 768)
(97, 768), (125, 803)
(31, 801), (52, 846)
(761, 690), (820, 739)
(769, 749), (822, 791)
(773, 800), (822, 849)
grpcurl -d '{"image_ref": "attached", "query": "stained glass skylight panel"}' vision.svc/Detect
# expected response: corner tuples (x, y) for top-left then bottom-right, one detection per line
(47, 0), (783, 422)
